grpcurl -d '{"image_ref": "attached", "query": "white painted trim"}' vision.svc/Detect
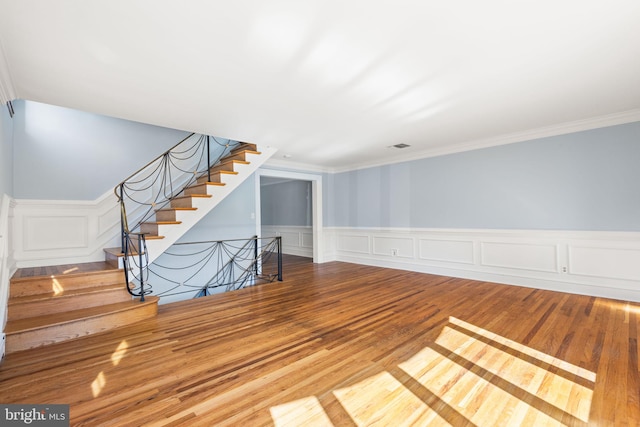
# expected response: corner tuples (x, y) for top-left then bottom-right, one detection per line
(0, 194), (13, 345)
(11, 190), (121, 268)
(325, 227), (640, 302)
(261, 225), (313, 258)
(263, 158), (332, 174)
(256, 168), (324, 263)
(0, 40), (16, 104)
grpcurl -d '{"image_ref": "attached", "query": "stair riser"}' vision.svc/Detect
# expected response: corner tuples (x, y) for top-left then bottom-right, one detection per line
(5, 299), (158, 353)
(8, 289), (132, 321)
(170, 197), (196, 208)
(184, 185), (207, 196)
(196, 172), (231, 185)
(141, 223), (159, 235)
(232, 143), (257, 153)
(10, 270), (124, 298)
(221, 152), (249, 162)
(155, 210), (177, 221)
(209, 162), (237, 173)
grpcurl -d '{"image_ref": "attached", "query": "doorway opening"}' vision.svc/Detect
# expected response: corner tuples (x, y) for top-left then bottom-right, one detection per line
(255, 170), (323, 263)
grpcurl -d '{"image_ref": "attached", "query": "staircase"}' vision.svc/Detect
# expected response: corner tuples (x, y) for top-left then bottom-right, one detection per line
(107, 142), (276, 266)
(4, 140), (276, 354)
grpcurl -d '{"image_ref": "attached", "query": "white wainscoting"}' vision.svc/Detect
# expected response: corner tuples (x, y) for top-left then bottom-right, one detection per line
(11, 191), (121, 268)
(0, 194), (15, 359)
(323, 227), (640, 302)
(262, 225), (313, 258)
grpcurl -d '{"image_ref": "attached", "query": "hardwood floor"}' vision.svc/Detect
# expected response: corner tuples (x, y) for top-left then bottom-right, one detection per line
(1, 255), (638, 426)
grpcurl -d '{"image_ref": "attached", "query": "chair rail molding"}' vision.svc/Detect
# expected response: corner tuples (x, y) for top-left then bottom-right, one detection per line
(11, 190), (120, 268)
(324, 226), (640, 302)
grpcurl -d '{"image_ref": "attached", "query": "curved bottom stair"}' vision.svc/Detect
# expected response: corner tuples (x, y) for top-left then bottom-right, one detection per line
(5, 262), (159, 354)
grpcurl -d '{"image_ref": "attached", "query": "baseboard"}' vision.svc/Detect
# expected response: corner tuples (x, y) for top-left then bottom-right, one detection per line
(326, 227), (640, 303)
(262, 225), (313, 258)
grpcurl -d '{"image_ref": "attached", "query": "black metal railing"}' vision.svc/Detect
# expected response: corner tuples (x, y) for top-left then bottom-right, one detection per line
(146, 236), (282, 300)
(122, 231), (151, 300)
(114, 133), (243, 299)
(115, 133), (241, 243)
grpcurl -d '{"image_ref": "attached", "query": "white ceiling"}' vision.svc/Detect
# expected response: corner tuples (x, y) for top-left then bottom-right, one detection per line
(1, 1), (639, 171)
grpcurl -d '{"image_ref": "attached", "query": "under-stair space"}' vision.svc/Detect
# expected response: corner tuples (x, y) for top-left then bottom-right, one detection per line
(4, 263), (158, 354)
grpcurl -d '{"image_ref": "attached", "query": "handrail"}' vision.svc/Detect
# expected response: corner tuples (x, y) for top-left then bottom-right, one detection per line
(113, 132), (195, 199)
(114, 132), (243, 300)
(147, 236), (283, 299)
(114, 133), (240, 237)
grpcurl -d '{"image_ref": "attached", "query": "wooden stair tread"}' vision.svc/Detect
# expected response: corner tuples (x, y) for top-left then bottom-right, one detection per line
(155, 207), (198, 212)
(186, 182), (226, 190)
(142, 221), (181, 225)
(197, 182), (226, 186)
(104, 247), (143, 256)
(8, 283), (124, 304)
(12, 261), (120, 281)
(216, 159), (250, 166)
(5, 297), (159, 334)
(172, 194), (212, 200)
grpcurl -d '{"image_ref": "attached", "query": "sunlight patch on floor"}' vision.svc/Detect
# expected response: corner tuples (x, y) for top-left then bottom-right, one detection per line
(399, 317), (594, 425)
(448, 316), (595, 382)
(110, 340), (129, 367)
(333, 371), (452, 426)
(270, 317), (595, 426)
(91, 371), (106, 398)
(270, 396), (333, 427)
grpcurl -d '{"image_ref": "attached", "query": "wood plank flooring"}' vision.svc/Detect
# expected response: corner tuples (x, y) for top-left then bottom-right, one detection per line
(1, 255), (638, 426)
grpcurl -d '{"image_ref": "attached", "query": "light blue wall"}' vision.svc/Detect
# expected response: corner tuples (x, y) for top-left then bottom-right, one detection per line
(0, 105), (13, 197)
(329, 122), (640, 231)
(12, 100), (189, 200)
(260, 178), (312, 226)
(178, 177), (257, 242)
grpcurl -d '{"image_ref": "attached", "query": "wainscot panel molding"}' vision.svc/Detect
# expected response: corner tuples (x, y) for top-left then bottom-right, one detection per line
(11, 191), (121, 268)
(325, 227), (640, 302)
(1, 194), (15, 360)
(262, 225), (313, 258)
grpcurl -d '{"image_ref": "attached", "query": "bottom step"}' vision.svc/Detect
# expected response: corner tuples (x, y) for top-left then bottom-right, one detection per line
(5, 296), (159, 353)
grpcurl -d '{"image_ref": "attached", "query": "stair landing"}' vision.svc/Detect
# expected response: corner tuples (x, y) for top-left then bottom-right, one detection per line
(6, 262), (159, 354)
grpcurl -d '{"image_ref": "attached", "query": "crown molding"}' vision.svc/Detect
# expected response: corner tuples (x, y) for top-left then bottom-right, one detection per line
(330, 109), (640, 173)
(263, 157), (332, 174)
(0, 36), (16, 104)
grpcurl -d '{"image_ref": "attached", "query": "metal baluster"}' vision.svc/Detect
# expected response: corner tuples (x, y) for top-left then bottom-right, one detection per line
(277, 236), (283, 281)
(253, 235), (259, 275)
(207, 135), (211, 183)
(119, 184), (126, 253)
(138, 234), (145, 302)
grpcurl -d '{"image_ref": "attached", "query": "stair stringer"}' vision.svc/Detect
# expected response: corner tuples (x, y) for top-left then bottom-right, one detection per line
(144, 145), (277, 264)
